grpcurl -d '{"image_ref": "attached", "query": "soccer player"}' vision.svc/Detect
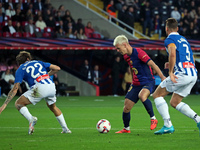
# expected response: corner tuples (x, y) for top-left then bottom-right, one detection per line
(0, 51), (71, 134)
(153, 18), (200, 135)
(113, 35), (166, 133)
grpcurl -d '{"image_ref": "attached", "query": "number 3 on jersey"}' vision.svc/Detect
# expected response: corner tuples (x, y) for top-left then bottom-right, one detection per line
(183, 44), (190, 61)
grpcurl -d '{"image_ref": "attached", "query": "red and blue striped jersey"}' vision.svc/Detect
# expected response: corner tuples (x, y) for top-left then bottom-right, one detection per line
(123, 48), (154, 86)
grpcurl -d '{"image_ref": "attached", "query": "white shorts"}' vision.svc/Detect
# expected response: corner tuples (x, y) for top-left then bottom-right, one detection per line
(160, 73), (197, 97)
(23, 83), (56, 105)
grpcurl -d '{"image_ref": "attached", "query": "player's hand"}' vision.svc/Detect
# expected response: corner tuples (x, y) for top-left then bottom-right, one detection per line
(0, 104), (7, 114)
(169, 73), (178, 83)
(161, 76), (166, 81)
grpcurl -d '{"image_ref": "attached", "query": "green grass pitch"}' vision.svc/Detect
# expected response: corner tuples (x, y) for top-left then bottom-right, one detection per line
(0, 95), (200, 150)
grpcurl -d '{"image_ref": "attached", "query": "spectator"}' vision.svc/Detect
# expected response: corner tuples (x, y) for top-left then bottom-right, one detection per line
(0, 3), (5, 13)
(4, 0), (14, 10)
(62, 9), (75, 25)
(115, 0), (125, 11)
(16, 0), (25, 13)
(80, 59), (92, 81)
(33, 0), (43, 11)
(25, 8), (34, 21)
(77, 28), (87, 40)
(43, 8), (51, 22)
(125, 0), (135, 7)
(58, 5), (65, 17)
(188, 21), (199, 39)
(14, 21), (24, 33)
(5, 5), (15, 18)
(118, 4), (127, 28)
(34, 10), (42, 22)
(55, 11), (62, 22)
(3, 19), (16, 34)
(189, 8), (197, 20)
(55, 20), (67, 33)
(12, 8), (24, 22)
(106, 0), (116, 22)
(111, 56), (121, 97)
(140, 1), (153, 37)
(23, 0), (33, 12)
(45, 15), (55, 28)
(75, 18), (84, 32)
(1, 69), (22, 95)
(171, 6), (181, 22)
(25, 18), (42, 38)
(56, 28), (66, 38)
(35, 15), (47, 32)
(124, 6), (135, 33)
(92, 65), (102, 85)
(66, 26), (77, 39)
(0, 7), (5, 23)
(154, 14), (162, 39)
(84, 21), (95, 38)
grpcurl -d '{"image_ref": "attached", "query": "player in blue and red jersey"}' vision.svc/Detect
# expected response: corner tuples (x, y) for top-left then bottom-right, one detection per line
(0, 51), (71, 134)
(153, 18), (200, 135)
(113, 35), (166, 133)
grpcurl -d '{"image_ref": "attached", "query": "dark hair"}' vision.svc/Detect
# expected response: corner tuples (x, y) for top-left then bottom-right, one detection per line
(16, 51), (32, 65)
(166, 18), (178, 30)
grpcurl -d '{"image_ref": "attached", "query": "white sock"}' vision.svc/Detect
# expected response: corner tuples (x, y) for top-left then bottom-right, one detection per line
(176, 102), (200, 123)
(151, 116), (156, 120)
(154, 97), (172, 127)
(19, 106), (33, 123)
(124, 126), (130, 130)
(56, 114), (69, 131)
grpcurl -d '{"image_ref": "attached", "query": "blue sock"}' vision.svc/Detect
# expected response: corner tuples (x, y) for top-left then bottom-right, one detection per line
(123, 112), (130, 128)
(142, 99), (154, 118)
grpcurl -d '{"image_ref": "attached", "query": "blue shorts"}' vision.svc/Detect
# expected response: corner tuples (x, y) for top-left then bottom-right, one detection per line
(125, 81), (155, 103)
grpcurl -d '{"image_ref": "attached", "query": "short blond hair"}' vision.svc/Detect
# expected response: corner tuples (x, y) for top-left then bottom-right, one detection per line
(113, 35), (129, 46)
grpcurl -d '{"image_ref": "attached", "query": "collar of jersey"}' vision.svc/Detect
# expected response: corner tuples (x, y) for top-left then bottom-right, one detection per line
(168, 32), (179, 36)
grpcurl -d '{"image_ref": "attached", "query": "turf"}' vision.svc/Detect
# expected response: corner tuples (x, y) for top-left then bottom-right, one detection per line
(0, 95), (200, 150)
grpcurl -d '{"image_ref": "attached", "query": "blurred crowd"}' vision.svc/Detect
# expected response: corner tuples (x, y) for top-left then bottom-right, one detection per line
(0, 0), (103, 39)
(104, 0), (200, 39)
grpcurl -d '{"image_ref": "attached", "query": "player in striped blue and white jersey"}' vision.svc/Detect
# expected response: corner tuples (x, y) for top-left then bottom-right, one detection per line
(0, 51), (71, 134)
(153, 18), (200, 135)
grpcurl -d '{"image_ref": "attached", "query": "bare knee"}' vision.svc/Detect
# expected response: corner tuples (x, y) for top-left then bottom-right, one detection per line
(15, 101), (25, 110)
(123, 106), (131, 113)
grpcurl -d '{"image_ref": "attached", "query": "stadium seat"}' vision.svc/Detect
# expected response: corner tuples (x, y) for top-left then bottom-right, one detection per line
(3, 32), (12, 37)
(0, 32), (2, 37)
(22, 21), (28, 27)
(35, 27), (41, 32)
(1, 21), (8, 26)
(13, 32), (22, 37)
(42, 32), (52, 38)
(4, 15), (10, 21)
(12, 21), (17, 27)
(44, 27), (53, 33)
(23, 32), (32, 37)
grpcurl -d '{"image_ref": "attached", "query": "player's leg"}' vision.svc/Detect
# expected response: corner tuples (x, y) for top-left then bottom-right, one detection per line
(46, 103), (71, 133)
(139, 88), (158, 130)
(15, 95), (38, 134)
(115, 98), (135, 133)
(152, 85), (175, 134)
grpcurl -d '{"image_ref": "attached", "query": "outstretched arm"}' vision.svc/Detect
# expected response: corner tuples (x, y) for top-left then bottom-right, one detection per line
(48, 64), (61, 76)
(0, 83), (20, 114)
(147, 60), (166, 81)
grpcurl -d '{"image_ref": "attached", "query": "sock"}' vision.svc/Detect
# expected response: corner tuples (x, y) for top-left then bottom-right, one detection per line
(19, 106), (33, 123)
(142, 99), (155, 118)
(123, 112), (130, 129)
(56, 114), (69, 131)
(154, 97), (172, 127)
(176, 102), (200, 123)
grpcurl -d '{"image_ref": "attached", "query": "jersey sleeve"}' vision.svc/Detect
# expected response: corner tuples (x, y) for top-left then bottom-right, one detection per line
(137, 48), (151, 63)
(14, 68), (24, 84)
(39, 61), (51, 72)
(164, 38), (175, 48)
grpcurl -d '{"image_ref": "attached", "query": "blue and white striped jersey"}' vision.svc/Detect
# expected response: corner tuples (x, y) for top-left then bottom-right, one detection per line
(164, 32), (197, 76)
(15, 60), (53, 87)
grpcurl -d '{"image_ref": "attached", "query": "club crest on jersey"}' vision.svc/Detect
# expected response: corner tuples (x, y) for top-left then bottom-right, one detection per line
(132, 67), (138, 75)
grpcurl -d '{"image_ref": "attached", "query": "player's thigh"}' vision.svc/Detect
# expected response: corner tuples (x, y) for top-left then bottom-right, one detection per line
(152, 85), (169, 99)
(15, 95), (32, 109)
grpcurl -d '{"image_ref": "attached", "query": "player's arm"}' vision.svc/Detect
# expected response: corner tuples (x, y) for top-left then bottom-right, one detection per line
(0, 83), (20, 114)
(168, 43), (178, 83)
(147, 60), (166, 81)
(48, 64), (61, 76)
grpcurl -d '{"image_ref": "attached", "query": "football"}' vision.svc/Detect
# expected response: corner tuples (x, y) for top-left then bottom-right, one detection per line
(96, 119), (111, 133)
